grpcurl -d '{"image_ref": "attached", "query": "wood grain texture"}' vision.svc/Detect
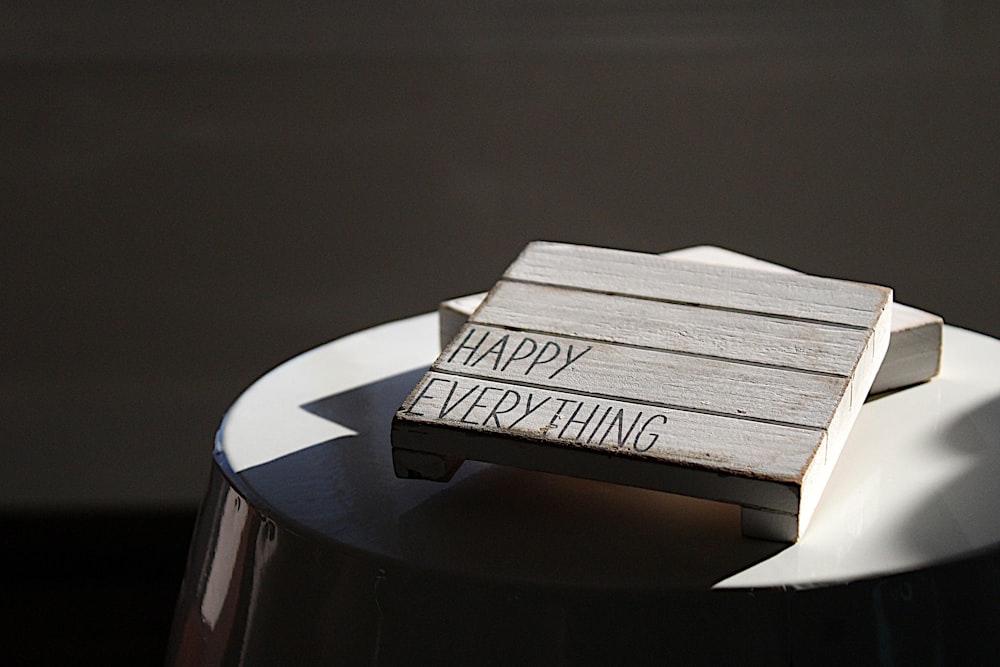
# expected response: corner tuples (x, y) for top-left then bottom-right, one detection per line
(436, 324), (848, 430)
(438, 245), (942, 393)
(395, 242), (893, 541)
(475, 280), (871, 376)
(505, 242), (888, 329)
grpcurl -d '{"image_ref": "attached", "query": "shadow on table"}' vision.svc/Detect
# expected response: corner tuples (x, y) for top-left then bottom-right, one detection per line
(295, 368), (785, 589)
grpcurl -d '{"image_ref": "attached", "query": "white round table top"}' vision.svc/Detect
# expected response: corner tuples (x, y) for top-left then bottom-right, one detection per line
(217, 314), (1000, 590)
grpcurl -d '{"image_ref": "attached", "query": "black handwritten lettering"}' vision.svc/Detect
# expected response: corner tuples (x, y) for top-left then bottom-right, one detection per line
(404, 377), (449, 416)
(559, 401), (602, 440)
(439, 382), (480, 419)
(586, 405), (614, 443)
(471, 334), (509, 370)
(544, 398), (576, 433)
(482, 389), (521, 427)
(548, 344), (592, 379)
(599, 409), (644, 448)
(634, 414), (668, 452)
(525, 341), (561, 376)
(509, 393), (552, 428)
(411, 376), (669, 457)
(500, 337), (537, 371)
(448, 328), (489, 365)
(461, 386), (503, 424)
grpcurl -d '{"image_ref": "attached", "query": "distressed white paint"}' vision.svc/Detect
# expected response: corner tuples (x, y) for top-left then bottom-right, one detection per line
(505, 242), (888, 328)
(394, 242), (893, 541)
(438, 246), (942, 393)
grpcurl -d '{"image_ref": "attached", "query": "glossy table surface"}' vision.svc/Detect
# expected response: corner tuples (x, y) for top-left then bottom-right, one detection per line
(216, 313), (1000, 590)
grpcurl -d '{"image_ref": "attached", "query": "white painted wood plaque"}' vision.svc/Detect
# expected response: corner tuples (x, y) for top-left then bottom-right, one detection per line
(392, 242), (893, 541)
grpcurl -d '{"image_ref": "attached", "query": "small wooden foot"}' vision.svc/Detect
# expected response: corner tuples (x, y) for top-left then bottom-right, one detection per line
(392, 448), (464, 482)
(741, 507), (798, 543)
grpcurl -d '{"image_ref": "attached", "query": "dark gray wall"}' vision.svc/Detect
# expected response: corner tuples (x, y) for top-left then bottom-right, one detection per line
(3, 4), (998, 510)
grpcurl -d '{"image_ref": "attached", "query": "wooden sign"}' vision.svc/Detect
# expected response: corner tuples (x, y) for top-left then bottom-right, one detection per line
(438, 245), (941, 395)
(392, 242), (893, 541)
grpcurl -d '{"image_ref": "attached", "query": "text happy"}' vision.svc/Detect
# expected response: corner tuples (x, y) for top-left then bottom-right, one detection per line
(445, 327), (592, 379)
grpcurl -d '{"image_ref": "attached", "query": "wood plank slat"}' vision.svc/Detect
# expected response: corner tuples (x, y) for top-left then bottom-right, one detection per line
(505, 242), (889, 329)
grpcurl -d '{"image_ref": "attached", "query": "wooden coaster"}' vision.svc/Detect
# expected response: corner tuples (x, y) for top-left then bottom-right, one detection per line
(392, 242), (892, 541)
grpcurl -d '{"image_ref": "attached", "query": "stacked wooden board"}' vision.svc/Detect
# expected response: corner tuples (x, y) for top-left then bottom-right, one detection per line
(392, 242), (895, 541)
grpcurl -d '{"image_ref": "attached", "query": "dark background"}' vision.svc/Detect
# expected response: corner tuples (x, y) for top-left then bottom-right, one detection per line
(2, 3), (998, 662)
